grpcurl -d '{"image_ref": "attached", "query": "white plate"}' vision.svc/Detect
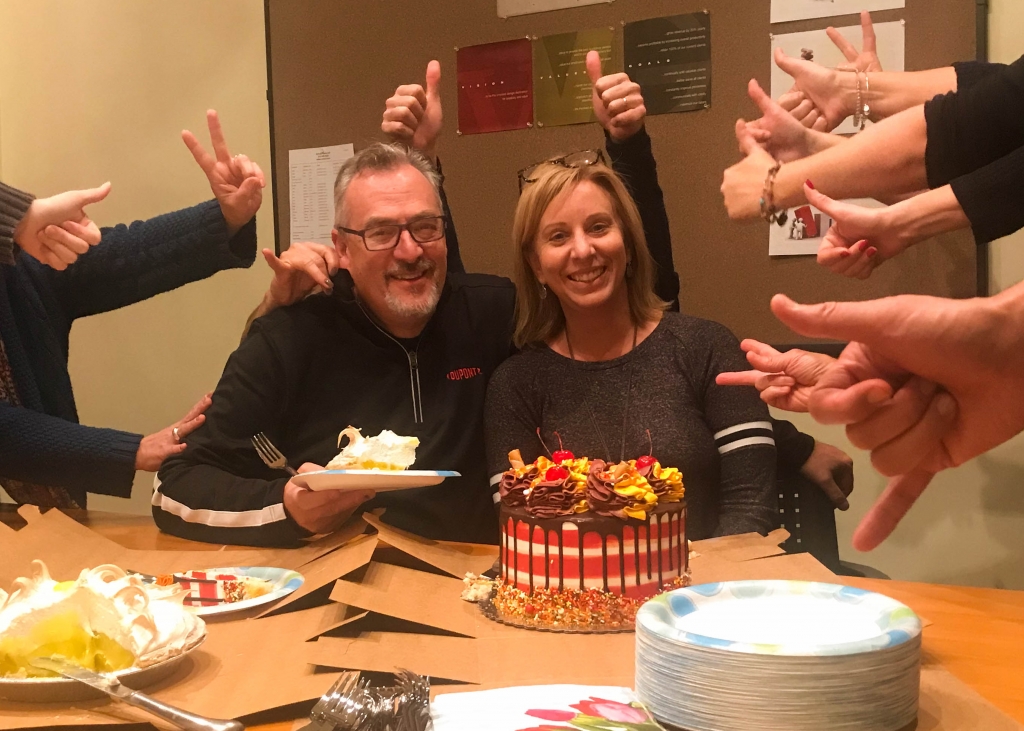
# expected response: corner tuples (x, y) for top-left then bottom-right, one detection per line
(177, 566), (304, 616)
(635, 580), (922, 731)
(637, 579), (920, 656)
(293, 469), (460, 492)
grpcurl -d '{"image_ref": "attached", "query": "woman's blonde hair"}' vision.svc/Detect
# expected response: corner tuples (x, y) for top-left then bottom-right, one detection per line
(511, 160), (668, 348)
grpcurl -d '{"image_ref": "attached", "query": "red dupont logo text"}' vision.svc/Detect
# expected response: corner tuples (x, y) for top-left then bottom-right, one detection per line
(447, 367), (482, 381)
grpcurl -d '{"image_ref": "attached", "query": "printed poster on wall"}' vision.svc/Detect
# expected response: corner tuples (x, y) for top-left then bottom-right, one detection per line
(534, 28), (615, 128)
(497, 0), (609, 18)
(623, 12), (711, 116)
(771, 0), (904, 24)
(769, 198), (883, 256)
(457, 38), (534, 135)
(771, 21), (904, 136)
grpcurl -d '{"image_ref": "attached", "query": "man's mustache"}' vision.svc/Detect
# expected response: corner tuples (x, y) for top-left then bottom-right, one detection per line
(386, 260), (435, 279)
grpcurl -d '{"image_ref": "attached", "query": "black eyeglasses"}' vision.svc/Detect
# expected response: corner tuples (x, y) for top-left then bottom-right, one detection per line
(336, 215), (446, 251)
(517, 149), (607, 192)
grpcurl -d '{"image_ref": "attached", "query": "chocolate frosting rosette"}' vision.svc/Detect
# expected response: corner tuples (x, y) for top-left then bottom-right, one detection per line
(586, 459), (658, 520)
(525, 455), (587, 518)
(500, 450), (587, 517)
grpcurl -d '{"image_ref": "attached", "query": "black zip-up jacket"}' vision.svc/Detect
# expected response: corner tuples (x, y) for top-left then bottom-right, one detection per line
(154, 272), (515, 546)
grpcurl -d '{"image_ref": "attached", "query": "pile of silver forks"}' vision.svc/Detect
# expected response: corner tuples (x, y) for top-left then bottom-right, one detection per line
(305, 669), (432, 731)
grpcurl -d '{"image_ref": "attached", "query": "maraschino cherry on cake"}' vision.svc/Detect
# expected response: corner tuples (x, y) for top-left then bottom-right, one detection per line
(491, 435), (689, 631)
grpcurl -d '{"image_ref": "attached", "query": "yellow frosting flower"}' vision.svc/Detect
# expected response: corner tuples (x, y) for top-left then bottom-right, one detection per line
(653, 462), (685, 502)
(612, 469), (659, 520)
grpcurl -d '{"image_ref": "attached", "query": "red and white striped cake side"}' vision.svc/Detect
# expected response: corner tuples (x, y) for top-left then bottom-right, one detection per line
(500, 506), (687, 599)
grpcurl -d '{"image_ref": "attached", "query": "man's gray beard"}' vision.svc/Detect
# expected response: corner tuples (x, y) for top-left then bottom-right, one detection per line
(384, 276), (442, 318)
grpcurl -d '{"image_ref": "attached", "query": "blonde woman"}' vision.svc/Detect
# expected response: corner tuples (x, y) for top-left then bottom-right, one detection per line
(484, 159), (777, 539)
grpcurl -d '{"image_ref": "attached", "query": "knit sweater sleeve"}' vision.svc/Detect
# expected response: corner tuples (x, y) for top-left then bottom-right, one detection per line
(0, 402), (140, 498)
(691, 321), (777, 537)
(0, 183), (34, 267)
(47, 200), (257, 321)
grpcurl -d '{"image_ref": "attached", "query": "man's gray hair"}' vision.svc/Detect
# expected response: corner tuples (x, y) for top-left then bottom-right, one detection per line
(333, 142), (443, 225)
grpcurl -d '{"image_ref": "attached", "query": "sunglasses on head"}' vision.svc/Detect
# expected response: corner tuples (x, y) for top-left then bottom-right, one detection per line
(517, 149), (607, 192)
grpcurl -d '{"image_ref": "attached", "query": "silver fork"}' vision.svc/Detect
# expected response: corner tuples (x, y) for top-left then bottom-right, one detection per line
(311, 671), (365, 729)
(251, 432), (298, 476)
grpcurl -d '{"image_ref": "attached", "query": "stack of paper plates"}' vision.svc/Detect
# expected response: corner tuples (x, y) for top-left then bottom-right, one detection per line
(635, 580), (921, 731)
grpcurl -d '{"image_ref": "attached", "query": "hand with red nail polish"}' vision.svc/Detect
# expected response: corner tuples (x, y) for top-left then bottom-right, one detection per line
(770, 287), (1024, 550)
(806, 183), (909, 280)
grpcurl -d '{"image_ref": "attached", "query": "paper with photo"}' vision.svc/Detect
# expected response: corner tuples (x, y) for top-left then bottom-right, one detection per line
(769, 197), (883, 256)
(533, 28), (615, 128)
(497, 0), (609, 18)
(289, 143), (354, 245)
(771, 21), (905, 135)
(771, 0), (904, 24)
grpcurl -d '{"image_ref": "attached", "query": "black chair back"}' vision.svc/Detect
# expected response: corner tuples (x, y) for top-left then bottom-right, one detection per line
(775, 471), (842, 574)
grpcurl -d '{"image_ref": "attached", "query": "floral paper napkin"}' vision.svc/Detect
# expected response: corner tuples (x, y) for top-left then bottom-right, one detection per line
(431, 685), (663, 731)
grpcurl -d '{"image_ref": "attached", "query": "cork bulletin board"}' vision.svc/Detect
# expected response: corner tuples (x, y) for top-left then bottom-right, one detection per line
(264, 0), (977, 343)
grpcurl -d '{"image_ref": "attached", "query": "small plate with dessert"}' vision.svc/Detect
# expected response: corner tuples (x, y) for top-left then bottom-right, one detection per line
(293, 426), (460, 492)
(0, 561), (206, 702)
(137, 566), (304, 617)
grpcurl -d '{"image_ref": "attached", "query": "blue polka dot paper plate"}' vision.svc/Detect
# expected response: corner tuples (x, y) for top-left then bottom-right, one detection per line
(637, 579), (921, 656)
(634, 580), (922, 731)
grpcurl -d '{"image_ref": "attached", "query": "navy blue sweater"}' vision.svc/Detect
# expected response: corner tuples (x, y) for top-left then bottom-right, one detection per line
(0, 200), (257, 508)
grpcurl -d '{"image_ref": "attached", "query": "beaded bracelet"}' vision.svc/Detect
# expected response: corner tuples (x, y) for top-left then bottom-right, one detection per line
(759, 160), (787, 226)
(841, 68), (870, 131)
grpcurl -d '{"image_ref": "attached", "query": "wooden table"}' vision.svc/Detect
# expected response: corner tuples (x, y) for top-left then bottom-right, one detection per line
(4, 507), (1023, 729)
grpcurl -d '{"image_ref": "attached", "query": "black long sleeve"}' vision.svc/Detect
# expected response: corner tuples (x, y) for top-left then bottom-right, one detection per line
(952, 60), (1010, 92)
(924, 56), (1024, 189)
(771, 418), (816, 479)
(949, 145), (1024, 244)
(605, 128), (681, 311)
(435, 160), (465, 274)
(925, 56), (1024, 244)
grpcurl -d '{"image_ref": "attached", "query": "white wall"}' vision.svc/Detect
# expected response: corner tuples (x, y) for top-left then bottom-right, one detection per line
(0, 0), (273, 515)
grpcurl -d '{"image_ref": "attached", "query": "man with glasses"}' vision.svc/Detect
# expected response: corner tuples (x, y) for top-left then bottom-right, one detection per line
(154, 142), (516, 545)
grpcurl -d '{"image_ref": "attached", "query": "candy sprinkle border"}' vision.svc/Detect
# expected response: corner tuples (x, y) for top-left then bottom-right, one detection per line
(484, 574), (692, 633)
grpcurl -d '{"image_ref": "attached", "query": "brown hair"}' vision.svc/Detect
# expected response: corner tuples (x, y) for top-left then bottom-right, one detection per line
(511, 161), (668, 348)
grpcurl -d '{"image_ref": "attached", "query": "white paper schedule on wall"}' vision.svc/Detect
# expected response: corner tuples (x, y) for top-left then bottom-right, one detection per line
(289, 143), (354, 245)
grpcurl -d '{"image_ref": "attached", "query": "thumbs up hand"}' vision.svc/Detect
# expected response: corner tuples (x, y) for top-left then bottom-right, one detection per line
(586, 50), (646, 142)
(13, 182), (111, 270)
(382, 60), (443, 159)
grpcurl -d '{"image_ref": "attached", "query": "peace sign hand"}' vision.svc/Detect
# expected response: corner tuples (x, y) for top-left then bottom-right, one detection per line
(182, 110), (266, 234)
